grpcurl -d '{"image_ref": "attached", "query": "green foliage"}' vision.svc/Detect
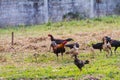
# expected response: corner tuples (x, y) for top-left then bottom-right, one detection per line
(0, 51), (120, 79)
(114, 3), (120, 15)
(46, 21), (52, 26)
(63, 12), (84, 21)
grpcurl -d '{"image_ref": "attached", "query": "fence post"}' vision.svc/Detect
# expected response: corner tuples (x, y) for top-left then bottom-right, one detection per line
(11, 32), (14, 45)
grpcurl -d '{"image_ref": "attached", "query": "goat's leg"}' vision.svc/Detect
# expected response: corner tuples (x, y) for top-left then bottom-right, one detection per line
(114, 47), (118, 55)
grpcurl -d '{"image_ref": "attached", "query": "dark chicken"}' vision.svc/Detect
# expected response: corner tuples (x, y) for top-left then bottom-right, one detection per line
(51, 41), (68, 59)
(48, 34), (74, 51)
(110, 40), (120, 53)
(74, 55), (89, 71)
(105, 36), (120, 53)
(65, 43), (79, 57)
(92, 42), (103, 52)
(65, 42), (79, 49)
(48, 34), (73, 44)
(90, 36), (111, 52)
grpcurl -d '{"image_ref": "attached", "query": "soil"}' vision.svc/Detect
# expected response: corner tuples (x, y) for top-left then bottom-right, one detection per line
(1, 30), (120, 53)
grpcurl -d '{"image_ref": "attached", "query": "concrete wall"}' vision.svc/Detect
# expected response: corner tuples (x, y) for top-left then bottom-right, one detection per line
(0, 0), (46, 27)
(48, 0), (94, 22)
(0, 0), (119, 27)
(94, 0), (120, 17)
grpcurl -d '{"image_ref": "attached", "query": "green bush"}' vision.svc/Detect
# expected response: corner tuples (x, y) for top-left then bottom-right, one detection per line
(115, 3), (120, 15)
(63, 12), (84, 21)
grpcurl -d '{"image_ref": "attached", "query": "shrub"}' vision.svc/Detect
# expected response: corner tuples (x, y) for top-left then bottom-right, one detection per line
(63, 12), (84, 21)
(114, 3), (120, 15)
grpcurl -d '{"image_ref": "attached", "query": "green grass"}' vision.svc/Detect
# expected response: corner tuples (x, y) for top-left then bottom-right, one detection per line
(0, 15), (120, 35)
(0, 16), (120, 79)
(0, 52), (119, 79)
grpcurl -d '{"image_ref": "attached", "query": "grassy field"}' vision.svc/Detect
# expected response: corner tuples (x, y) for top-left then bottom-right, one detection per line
(0, 16), (120, 80)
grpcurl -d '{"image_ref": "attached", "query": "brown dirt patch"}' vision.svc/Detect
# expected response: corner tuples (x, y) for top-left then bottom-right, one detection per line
(1, 30), (120, 53)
